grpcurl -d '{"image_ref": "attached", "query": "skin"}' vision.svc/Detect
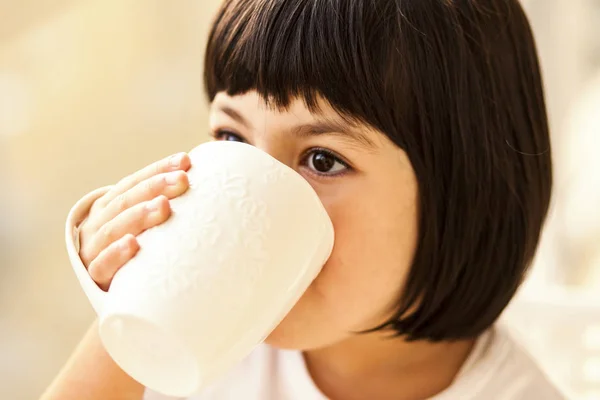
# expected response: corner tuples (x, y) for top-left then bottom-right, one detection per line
(42, 91), (474, 400)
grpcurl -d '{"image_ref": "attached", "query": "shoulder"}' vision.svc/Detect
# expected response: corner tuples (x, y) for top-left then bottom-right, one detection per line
(436, 325), (567, 400)
(485, 326), (566, 399)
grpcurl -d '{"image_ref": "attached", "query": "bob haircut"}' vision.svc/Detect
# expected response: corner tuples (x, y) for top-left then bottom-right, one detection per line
(204, 0), (552, 342)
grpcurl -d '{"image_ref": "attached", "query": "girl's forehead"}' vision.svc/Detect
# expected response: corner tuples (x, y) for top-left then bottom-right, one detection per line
(211, 91), (381, 149)
(213, 91), (327, 114)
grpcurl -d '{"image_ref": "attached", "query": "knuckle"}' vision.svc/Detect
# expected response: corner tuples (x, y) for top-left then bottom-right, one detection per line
(99, 223), (115, 241)
(151, 208), (167, 222)
(133, 210), (149, 230)
(143, 178), (156, 194)
(146, 198), (168, 220)
(158, 171), (172, 186)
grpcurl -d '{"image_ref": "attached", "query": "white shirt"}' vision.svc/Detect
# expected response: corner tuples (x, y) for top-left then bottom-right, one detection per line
(144, 326), (565, 400)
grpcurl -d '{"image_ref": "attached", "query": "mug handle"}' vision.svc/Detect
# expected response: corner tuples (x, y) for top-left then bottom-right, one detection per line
(65, 186), (112, 315)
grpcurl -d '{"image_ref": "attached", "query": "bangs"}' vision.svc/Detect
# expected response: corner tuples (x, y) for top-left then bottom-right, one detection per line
(204, 0), (393, 125)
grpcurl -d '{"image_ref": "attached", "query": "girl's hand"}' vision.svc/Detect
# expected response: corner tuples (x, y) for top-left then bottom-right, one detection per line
(78, 153), (191, 290)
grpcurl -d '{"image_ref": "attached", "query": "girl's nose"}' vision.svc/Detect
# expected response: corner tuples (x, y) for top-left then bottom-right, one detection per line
(251, 138), (297, 171)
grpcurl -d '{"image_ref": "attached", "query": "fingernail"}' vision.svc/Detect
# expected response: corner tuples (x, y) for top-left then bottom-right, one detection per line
(169, 153), (184, 168)
(146, 197), (163, 211)
(165, 171), (181, 185)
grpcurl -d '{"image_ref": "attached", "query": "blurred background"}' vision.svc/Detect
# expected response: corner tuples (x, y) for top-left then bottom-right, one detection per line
(0, 0), (599, 399)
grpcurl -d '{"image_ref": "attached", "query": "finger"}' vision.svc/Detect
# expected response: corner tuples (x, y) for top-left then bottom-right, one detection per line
(88, 234), (140, 291)
(96, 152), (191, 208)
(80, 196), (170, 267)
(86, 171), (188, 231)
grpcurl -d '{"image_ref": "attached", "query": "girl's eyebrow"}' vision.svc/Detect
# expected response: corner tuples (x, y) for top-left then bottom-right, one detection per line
(219, 105), (252, 129)
(291, 120), (376, 149)
(219, 105), (376, 149)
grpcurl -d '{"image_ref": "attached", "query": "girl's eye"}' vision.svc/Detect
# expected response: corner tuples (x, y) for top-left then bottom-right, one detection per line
(211, 131), (349, 177)
(304, 149), (349, 176)
(213, 130), (246, 143)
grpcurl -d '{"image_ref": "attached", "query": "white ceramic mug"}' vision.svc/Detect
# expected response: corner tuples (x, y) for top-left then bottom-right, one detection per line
(65, 141), (334, 397)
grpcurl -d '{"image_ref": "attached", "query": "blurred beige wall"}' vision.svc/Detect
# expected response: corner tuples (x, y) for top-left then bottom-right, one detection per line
(0, 2), (220, 399)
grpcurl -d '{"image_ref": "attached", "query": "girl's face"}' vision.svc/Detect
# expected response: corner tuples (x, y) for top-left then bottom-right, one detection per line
(209, 91), (419, 350)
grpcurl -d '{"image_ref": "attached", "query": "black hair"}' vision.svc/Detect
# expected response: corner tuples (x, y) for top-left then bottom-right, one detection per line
(204, 0), (552, 341)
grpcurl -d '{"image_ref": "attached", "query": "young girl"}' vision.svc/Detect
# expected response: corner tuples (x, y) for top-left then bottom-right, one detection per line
(43, 0), (565, 399)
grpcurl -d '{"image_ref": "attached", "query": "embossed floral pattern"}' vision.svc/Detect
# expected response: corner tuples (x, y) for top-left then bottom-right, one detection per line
(142, 169), (274, 300)
(263, 162), (287, 185)
(144, 243), (203, 298)
(193, 171), (249, 201)
(236, 197), (269, 232)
